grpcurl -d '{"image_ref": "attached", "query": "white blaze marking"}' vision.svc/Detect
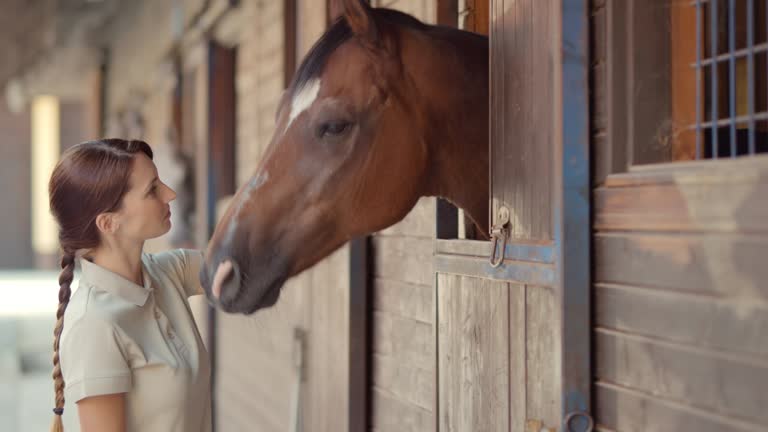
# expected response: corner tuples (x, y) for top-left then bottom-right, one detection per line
(223, 171), (269, 247)
(286, 78), (321, 131)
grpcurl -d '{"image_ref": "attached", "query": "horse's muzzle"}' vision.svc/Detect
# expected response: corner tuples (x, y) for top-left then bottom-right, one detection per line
(201, 254), (288, 314)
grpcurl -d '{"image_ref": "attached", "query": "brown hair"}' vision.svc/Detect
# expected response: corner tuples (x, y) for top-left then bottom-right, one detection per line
(47, 139), (153, 431)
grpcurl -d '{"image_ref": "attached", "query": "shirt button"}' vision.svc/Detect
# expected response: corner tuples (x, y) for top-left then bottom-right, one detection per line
(168, 330), (175, 339)
(154, 309), (161, 319)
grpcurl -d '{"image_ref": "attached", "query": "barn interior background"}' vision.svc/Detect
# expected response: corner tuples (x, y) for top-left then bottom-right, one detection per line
(1, 0), (767, 431)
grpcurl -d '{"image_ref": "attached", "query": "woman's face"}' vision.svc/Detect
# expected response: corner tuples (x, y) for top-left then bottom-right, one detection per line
(114, 153), (177, 241)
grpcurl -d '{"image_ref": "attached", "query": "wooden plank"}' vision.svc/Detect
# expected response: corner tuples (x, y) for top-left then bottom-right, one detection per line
(491, 0), (553, 240)
(595, 283), (768, 358)
(595, 159), (768, 232)
(217, 325), (295, 431)
(463, 0), (489, 35)
(437, 274), (510, 432)
(669, 0), (697, 161)
(526, 285), (560, 429)
(595, 329), (768, 423)
(372, 353), (434, 411)
(509, 282), (526, 432)
(371, 388), (434, 432)
(609, 154), (768, 185)
(435, 254), (555, 286)
(436, 239), (555, 263)
(379, 197), (435, 238)
(372, 311), (433, 370)
(602, 0), (630, 182)
(307, 247), (350, 432)
(595, 233), (768, 301)
(373, 278), (432, 324)
(373, 236), (434, 287)
(595, 382), (765, 432)
(592, 59), (606, 133)
(217, 384), (284, 431)
(595, 182), (768, 232)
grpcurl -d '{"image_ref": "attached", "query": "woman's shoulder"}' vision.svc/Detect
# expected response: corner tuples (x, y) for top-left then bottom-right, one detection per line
(61, 284), (128, 348)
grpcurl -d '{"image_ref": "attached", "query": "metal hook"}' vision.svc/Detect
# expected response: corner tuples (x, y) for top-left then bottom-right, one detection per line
(489, 231), (506, 268)
(489, 206), (510, 268)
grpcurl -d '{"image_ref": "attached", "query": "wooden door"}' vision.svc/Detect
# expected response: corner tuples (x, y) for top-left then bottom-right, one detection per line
(434, 0), (591, 431)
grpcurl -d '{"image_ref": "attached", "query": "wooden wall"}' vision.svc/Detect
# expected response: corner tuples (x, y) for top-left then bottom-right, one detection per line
(591, 1), (768, 430)
(371, 198), (436, 432)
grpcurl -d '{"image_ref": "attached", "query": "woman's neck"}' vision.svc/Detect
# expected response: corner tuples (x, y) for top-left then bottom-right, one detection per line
(87, 241), (145, 286)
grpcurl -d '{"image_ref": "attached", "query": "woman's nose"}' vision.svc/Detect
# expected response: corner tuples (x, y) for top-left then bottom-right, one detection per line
(163, 183), (177, 202)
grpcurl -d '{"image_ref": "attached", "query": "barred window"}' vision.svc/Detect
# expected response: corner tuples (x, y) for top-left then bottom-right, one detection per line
(606, 0), (767, 166)
(692, 0), (768, 158)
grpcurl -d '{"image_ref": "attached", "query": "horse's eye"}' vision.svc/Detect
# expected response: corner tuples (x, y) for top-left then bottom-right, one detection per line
(318, 120), (351, 138)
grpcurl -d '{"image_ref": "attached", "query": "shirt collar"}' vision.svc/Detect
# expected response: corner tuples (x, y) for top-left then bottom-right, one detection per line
(78, 255), (154, 306)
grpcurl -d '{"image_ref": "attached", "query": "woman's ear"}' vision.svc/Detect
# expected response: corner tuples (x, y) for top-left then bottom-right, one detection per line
(95, 213), (120, 235)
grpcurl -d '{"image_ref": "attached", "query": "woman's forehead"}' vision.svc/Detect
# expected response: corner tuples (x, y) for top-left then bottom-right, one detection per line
(129, 153), (157, 187)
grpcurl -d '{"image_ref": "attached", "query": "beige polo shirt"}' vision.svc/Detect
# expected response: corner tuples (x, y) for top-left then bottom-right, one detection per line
(59, 249), (211, 432)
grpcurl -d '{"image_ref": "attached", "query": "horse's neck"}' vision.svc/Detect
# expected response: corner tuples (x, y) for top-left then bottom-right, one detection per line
(424, 33), (489, 235)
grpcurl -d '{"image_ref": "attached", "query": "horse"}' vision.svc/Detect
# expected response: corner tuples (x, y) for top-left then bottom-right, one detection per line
(200, 0), (489, 314)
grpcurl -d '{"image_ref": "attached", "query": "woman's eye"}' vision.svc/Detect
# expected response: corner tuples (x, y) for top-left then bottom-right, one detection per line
(318, 121), (351, 138)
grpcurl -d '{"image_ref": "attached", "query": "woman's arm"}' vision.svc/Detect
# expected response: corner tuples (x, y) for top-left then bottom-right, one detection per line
(77, 393), (126, 432)
(179, 249), (204, 296)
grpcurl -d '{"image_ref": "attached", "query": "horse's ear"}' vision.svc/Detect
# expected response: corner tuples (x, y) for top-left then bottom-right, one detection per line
(332, 0), (378, 43)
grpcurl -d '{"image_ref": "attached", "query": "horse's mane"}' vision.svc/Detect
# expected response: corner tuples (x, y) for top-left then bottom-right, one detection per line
(289, 8), (428, 96)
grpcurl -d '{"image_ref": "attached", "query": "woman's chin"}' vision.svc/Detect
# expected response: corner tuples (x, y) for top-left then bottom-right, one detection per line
(147, 220), (172, 240)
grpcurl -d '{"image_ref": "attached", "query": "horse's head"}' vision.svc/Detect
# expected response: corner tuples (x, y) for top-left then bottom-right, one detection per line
(201, 0), (488, 314)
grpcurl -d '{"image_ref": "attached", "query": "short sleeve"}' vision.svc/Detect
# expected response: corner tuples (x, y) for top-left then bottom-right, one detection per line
(60, 319), (131, 403)
(155, 249), (205, 297)
(179, 249), (204, 297)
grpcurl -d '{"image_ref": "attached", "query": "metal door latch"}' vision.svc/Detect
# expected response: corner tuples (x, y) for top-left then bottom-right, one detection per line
(489, 206), (510, 268)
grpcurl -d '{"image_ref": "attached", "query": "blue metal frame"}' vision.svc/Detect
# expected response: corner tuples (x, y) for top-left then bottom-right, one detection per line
(558, 0), (592, 429)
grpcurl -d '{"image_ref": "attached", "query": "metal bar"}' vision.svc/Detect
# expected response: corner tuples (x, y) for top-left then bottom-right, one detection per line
(696, 0), (703, 159)
(695, 0), (702, 159)
(711, 0), (719, 158)
(559, 0), (591, 424)
(688, 111), (768, 128)
(691, 42), (768, 66)
(748, 0), (756, 154)
(728, 0), (736, 157)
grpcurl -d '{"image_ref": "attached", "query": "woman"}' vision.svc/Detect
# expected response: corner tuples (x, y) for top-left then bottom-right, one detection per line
(48, 139), (211, 432)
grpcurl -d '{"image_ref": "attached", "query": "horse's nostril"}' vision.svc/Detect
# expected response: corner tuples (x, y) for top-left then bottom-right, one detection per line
(212, 259), (239, 299)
